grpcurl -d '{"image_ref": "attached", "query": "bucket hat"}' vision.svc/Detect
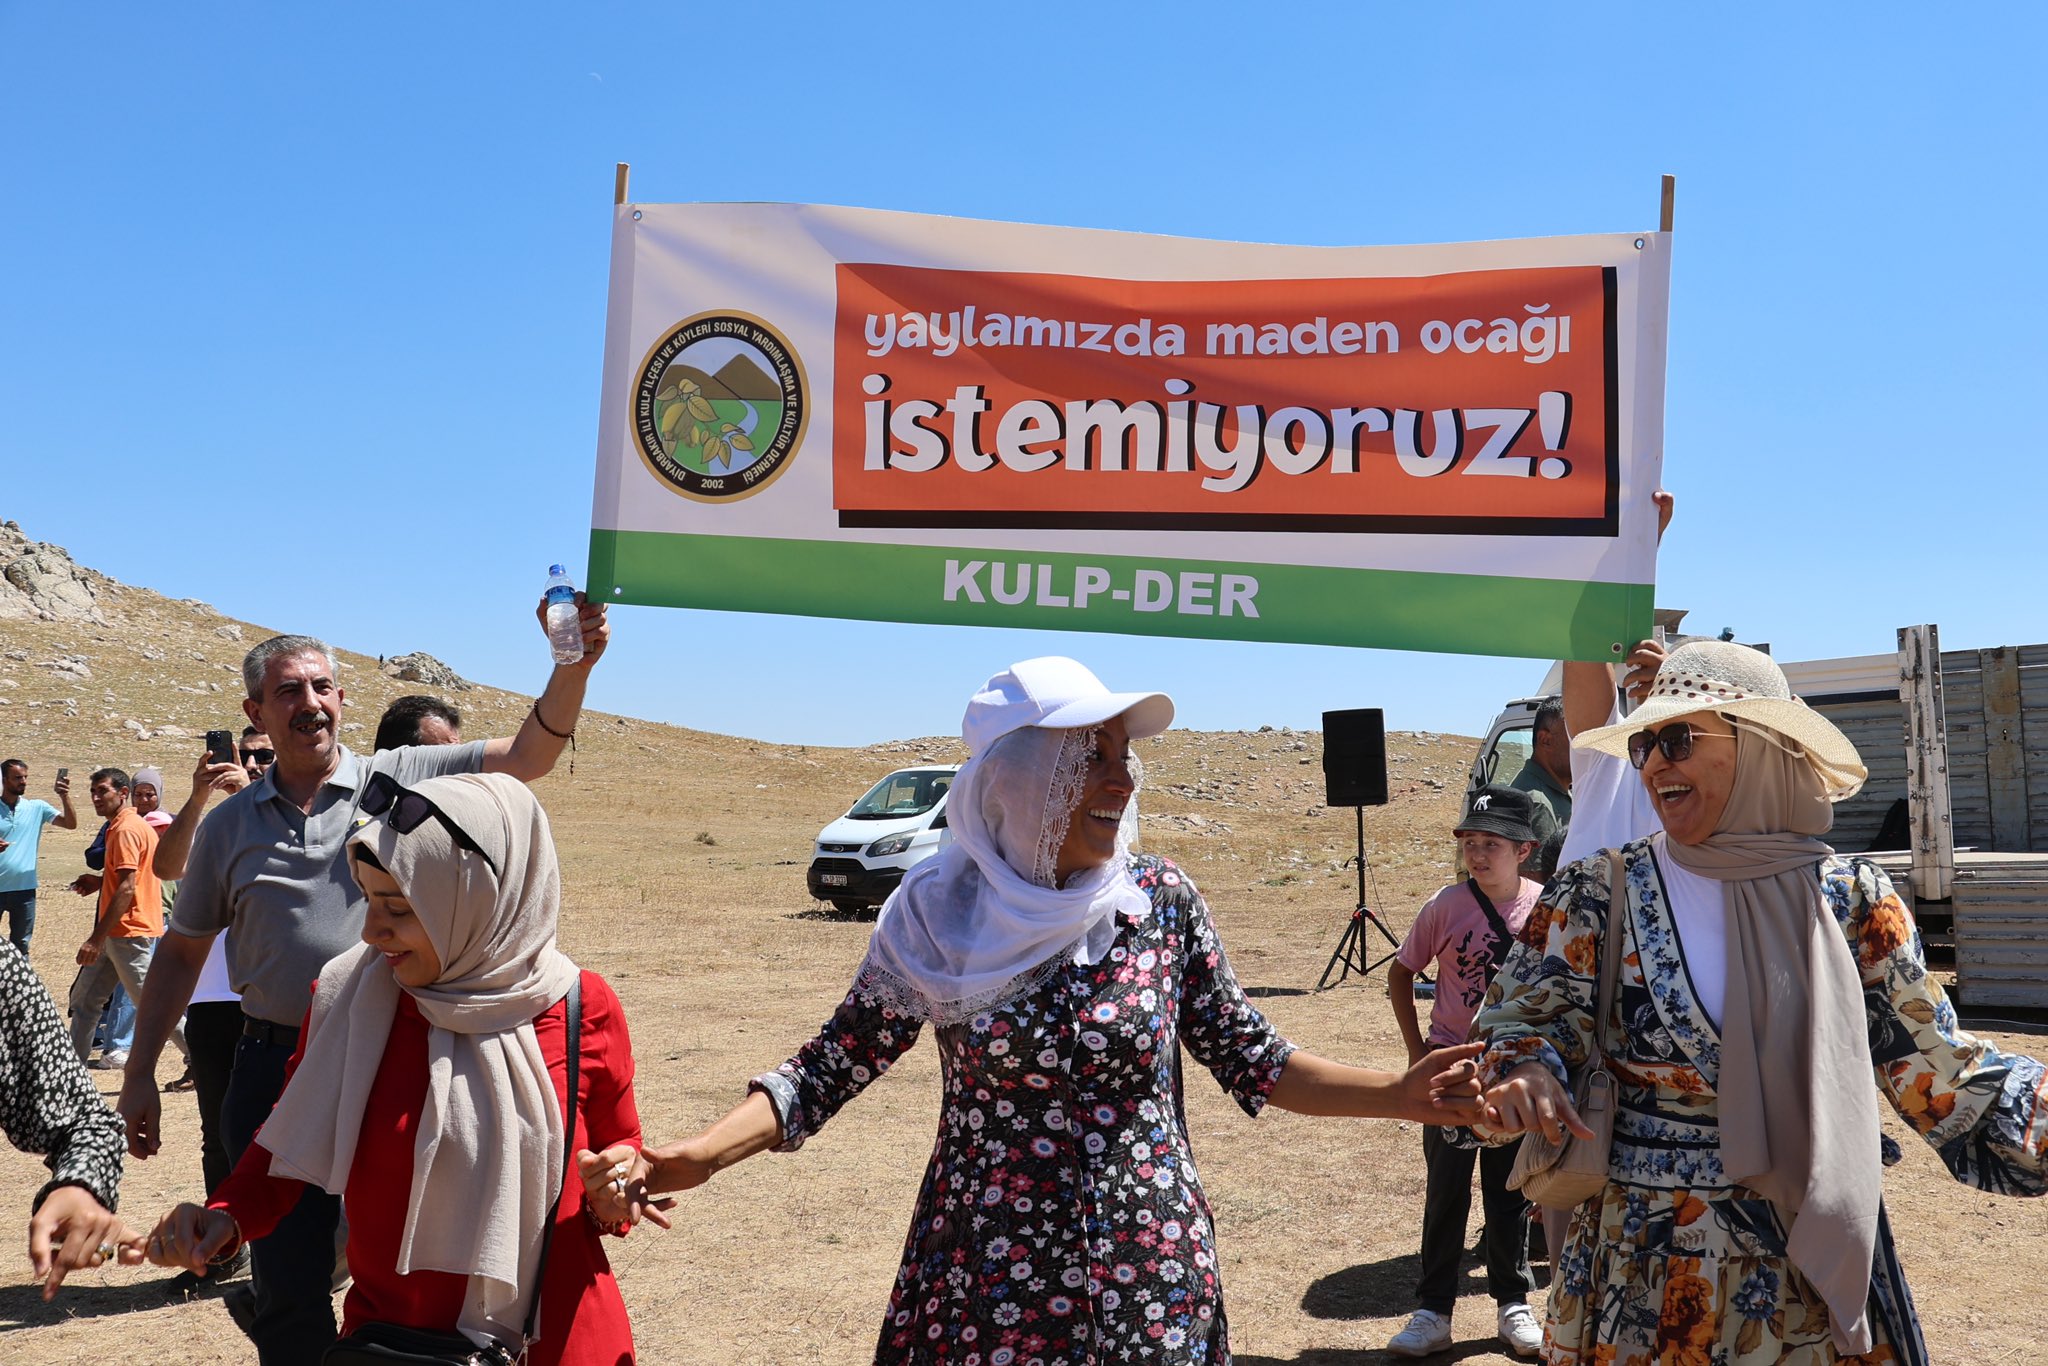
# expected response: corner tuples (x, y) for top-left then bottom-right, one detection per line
(1574, 640), (1868, 801)
(960, 657), (1175, 756)
(1454, 784), (1539, 843)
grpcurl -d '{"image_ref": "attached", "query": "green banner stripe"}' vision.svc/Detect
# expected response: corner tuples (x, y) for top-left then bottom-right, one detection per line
(588, 528), (1652, 661)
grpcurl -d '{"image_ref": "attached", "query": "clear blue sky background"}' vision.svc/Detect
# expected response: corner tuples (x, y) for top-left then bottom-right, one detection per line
(4, 6), (2040, 746)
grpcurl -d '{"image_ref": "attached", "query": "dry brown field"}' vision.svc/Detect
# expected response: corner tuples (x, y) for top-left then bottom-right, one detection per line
(4, 565), (2046, 1363)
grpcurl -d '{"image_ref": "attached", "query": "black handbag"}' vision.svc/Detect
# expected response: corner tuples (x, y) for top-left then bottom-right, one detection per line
(323, 979), (583, 1366)
(322, 1321), (517, 1366)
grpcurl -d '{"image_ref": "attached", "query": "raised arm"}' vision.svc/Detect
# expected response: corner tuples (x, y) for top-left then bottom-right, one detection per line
(483, 594), (610, 783)
(51, 773), (78, 831)
(153, 751), (244, 881)
(1562, 490), (1673, 737)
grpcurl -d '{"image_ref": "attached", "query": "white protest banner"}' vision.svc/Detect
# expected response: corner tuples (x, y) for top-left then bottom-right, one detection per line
(587, 203), (1669, 660)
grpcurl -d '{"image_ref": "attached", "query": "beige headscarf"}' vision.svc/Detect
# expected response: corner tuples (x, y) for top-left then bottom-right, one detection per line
(1662, 722), (1883, 1354)
(257, 772), (583, 1350)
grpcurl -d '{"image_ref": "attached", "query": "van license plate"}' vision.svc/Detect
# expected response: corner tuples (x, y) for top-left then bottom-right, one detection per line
(820, 873), (849, 886)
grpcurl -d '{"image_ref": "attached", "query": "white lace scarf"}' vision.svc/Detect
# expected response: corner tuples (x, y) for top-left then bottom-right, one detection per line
(855, 724), (1148, 1025)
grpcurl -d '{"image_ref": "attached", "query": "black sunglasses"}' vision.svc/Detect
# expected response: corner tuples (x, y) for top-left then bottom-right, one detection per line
(239, 748), (276, 766)
(360, 771), (498, 877)
(1626, 721), (1737, 770)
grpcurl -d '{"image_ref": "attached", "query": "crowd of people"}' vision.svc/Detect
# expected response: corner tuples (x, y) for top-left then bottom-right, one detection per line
(4, 532), (2047, 1365)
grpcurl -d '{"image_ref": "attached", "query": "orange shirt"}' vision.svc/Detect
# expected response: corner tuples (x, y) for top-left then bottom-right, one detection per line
(99, 806), (164, 938)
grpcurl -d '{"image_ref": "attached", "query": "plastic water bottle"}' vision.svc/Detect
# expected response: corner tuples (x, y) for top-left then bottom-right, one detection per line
(544, 565), (584, 665)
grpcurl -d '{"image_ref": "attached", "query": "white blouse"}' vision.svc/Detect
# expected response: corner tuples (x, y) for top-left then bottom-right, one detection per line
(1649, 831), (1728, 1029)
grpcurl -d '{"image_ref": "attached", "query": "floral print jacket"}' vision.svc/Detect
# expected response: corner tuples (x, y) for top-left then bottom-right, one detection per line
(752, 855), (1295, 1366)
(1472, 840), (2048, 1364)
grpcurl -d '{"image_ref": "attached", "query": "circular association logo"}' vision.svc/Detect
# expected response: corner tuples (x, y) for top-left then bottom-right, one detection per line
(630, 312), (808, 501)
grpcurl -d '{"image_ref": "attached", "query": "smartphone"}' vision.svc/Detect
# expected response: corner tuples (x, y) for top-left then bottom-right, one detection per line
(56, 767), (68, 781)
(206, 729), (236, 765)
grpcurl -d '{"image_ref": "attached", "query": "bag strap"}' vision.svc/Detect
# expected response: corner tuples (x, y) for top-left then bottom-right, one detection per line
(1585, 850), (1629, 1069)
(1466, 877), (1511, 942)
(1464, 877), (1516, 977)
(517, 975), (582, 1356)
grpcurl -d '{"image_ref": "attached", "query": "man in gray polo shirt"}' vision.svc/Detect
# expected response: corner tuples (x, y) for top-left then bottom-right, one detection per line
(117, 601), (606, 1363)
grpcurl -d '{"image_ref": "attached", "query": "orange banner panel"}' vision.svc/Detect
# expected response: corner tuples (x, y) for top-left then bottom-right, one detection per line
(832, 263), (1615, 535)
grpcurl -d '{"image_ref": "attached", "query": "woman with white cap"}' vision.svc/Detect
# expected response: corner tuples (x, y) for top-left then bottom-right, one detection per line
(586, 656), (1486, 1365)
(141, 772), (645, 1365)
(1472, 640), (2048, 1363)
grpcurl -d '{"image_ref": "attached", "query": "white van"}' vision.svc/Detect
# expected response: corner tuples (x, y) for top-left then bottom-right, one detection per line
(806, 764), (961, 913)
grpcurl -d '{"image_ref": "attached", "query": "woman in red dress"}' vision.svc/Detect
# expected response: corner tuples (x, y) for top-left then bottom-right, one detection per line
(144, 771), (642, 1366)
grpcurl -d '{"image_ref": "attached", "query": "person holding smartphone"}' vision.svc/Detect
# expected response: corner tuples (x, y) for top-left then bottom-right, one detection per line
(118, 599), (609, 1365)
(0, 759), (80, 957)
(149, 731), (269, 1292)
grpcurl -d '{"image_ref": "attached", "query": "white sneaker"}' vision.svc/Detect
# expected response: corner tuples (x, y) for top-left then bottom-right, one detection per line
(89, 1049), (129, 1071)
(1387, 1308), (1452, 1357)
(1497, 1301), (1543, 1357)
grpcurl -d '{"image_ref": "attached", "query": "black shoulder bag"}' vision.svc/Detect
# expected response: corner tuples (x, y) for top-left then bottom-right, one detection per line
(323, 978), (583, 1366)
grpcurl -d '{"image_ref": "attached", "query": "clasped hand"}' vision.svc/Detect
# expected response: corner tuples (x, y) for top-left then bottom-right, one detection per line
(1407, 1041), (1488, 1124)
(27, 1187), (147, 1300)
(1480, 1061), (1597, 1145)
(141, 1202), (240, 1274)
(575, 1145), (680, 1233)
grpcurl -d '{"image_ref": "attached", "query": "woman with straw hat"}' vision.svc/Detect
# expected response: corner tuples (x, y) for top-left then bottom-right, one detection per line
(584, 656), (1487, 1365)
(142, 773), (644, 1365)
(1471, 640), (2048, 1363)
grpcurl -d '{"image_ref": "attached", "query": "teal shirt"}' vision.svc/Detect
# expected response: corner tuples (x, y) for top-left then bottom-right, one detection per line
(0, 798), (58, 893)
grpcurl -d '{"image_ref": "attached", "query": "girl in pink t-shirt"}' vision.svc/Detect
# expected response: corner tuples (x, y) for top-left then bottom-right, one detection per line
(1385, 784), (1545, 1359)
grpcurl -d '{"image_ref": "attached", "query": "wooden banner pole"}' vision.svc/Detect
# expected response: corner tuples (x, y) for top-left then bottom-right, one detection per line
(1660, 174), (1675, 233)
(615, 162), (631, 207)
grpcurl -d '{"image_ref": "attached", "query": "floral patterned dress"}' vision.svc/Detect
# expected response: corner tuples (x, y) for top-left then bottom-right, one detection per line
(751, 855), (1295, 1366)
(1473, 838), (2048, 1365)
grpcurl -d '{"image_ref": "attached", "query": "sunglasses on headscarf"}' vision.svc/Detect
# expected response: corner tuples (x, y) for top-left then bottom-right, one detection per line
(1625, 721), (1738, 770)
(360, 770), (499, 877)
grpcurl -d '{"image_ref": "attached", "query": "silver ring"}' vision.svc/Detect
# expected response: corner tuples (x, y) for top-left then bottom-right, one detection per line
(96, 1241), (115, 1261)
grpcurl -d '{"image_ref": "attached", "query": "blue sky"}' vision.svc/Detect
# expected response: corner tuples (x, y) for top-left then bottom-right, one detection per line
(4, 6), (2040, 746)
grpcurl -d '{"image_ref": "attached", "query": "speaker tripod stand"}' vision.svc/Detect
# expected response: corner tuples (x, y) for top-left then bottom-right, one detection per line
(1314, 805), (1407, 991)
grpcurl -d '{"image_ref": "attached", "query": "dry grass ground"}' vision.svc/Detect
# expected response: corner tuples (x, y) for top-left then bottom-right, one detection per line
(3, 576), (2046, 1363)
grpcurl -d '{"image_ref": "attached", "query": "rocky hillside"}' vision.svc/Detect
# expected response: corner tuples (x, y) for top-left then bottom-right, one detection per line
(0, 515), (1479, 912)
(0, 518), (537, 757)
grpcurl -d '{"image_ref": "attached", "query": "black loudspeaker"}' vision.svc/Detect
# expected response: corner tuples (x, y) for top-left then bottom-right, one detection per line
(1322, 708), (1388, 807)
